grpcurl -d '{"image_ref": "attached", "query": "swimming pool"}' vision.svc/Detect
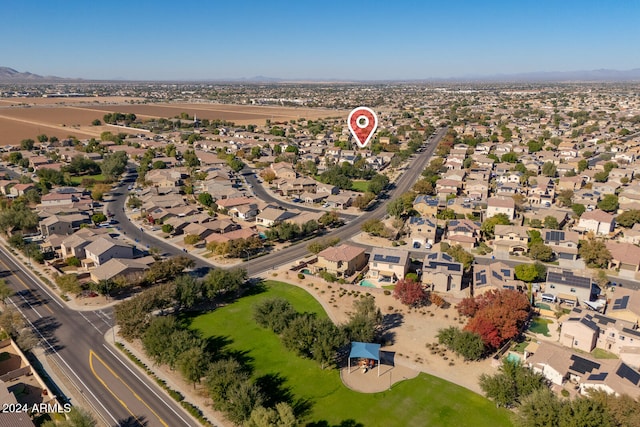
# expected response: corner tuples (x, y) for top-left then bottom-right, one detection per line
(360, 280), (376, 288)
(535, 302), (552, 311)
(506, 352), (521, 364)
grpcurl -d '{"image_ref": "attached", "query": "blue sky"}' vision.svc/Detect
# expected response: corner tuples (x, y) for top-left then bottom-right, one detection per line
(3, 0), (639, 81)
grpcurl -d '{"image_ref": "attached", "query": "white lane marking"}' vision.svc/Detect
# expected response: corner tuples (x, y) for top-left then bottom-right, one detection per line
(102, 344), (196, 426)
(16, 291), (43, 318)
(79, 311), (105, 334)
(7, 297), (118, 426)
(0, 245), (64, 308)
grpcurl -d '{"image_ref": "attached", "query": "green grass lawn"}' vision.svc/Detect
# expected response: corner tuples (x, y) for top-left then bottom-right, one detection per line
(529, 317), (552, 337)
(350, 180), (369, 192)
(187, 281), (513, 427)
(592, 348), (619, 359)
(69, 173), (106, 185)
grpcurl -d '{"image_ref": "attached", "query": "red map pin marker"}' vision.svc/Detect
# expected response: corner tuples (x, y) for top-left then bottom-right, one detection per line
(348, 106), (378, 149)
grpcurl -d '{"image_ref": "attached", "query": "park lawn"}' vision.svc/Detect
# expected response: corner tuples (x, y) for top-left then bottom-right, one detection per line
(188, 281), (513, 427)
(69, 173), (106, 185)
(351, 180), (369, 192)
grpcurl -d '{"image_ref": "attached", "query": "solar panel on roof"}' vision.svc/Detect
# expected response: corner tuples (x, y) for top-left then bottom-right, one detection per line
(616, 364), (640, 386)
(373, 254), (401, 264)
(500, 269), (511, 278)
(613, 295), (630, 310)
(547, 271), (591, 288)
(492, 270), (502, 280)
(475, 271), (487, 285)
(546, 230), (565, 242)
(587, 372), (608, 381)
(569, 355), (601, 374)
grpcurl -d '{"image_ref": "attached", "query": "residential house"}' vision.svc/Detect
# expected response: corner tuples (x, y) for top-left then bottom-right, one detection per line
(228, 203), (259, 221)
(255, 207), (297, 227)
(577, 209), (616, 235)
(527, 341), (640, 398)
(325, 194), (353, 209)
(90, 256), (155, 283)
(486, 197), (516, 220)
(39, 213), (91, 237)
(444, 219), (481, 250)
(465, 180), (489, 201)
(473, 262), (523, 296)
(270, 162), (297, 180)
(545, 268), (600, 306)
(492, 225), (529, 255)
(607, 287), (640, 326)
(621, 223), (640, 245)
(313, 244), (367, 278)
(435, 179), (460, 197)
(606, 241), (640, 274)
(9, 183), (35, 197)
(406, 217), (437, 248)
(412, 195), (439, 217)
(367, 248), (410, 284)
(557, 176), (584, 192)
(422, 252), (465, 297)
(542, 229), (580, 261)
(84, 237), (134, 267)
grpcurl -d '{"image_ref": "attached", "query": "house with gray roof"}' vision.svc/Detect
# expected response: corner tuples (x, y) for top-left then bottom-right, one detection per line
(422, 252), (465, 297)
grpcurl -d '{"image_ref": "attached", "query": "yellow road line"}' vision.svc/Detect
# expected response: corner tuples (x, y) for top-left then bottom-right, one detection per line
(89, 350), (169, 427)
(0, 257), (54, 314)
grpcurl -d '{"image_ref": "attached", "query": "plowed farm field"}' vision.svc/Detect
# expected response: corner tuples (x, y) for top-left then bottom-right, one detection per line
(0, 100), (346, 145)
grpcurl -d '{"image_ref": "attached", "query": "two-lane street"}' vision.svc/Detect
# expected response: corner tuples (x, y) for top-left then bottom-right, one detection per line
(0, 245), (200, 427)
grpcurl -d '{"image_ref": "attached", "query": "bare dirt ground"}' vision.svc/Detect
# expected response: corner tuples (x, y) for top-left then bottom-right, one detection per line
(0, 96), (144, 106)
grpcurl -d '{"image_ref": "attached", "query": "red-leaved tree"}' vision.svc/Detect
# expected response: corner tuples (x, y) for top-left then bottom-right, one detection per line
(393, 278), (429, 307)
(460, 289), (530, 349)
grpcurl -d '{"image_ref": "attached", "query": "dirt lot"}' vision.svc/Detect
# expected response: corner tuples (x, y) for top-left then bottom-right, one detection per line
(86, 103), (347, 125)
(0, 101), (347, 145)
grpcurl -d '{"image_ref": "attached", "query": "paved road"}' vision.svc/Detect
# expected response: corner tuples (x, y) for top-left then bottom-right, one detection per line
(0, 245), (200, 427)
(242, 167), (359, 221)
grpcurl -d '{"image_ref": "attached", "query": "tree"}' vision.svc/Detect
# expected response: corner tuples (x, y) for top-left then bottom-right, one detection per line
(579, 239), (612, 268)
(361, 219), (387, 237)
(260, 169), (276, 184)
(588, 390), (640, 427)
(386, 197), (405, 218)
(42, 406), (97, 427)
(393, 278), (429, 307)
(92, 119), (102, 126)
(174, 274), (203, 309)
(223, 379), (264, 424)
(20, 138), (35, 150)
(0, 279), (15, 303)
(319, 211), (342, 227)
(91, 212), (107, 224)
(515, 263), (543, 283)
(368, 174), (389, 194)
(542, 161), (557, 177)
(437, 327), (485, 361)
(516, 388), (563, 427)
(529, 243), (554, 262)
(161, 224), (174, 234)
(413, 179), (434, 195)
(198, 192), (213, 207)
(615, 209), (640, 228)
(479, 359), (547, 407)
(253, 297), (298, 334)
(343, 296), (382, 343)
(142, 316), (179, 365)
(203, 268), (247, 299)
(445, 244), (475, 269)
(352, 192), (375, 210)
(307, 237), (340, 254)
(543, 216), (559, 229)
(246, 402), (297, 427)
(55, 274), (82, 295)
(205, 357), (248, 400)
(597, 194), (619, 212)
(100, 151), (128, 181)
(184, 234), (202, 245)
(481, 213), (511, 239)
(572, 203), (586, 217)
(460, 289), (531, 349)
(578, 159), (589, 172)
(556, 189), (574, 207)
(177, 347), (208, 388)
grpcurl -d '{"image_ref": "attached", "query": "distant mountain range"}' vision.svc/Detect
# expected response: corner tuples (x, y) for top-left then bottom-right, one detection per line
(0, 66), (66, 81)
(1, 66), (640, 83)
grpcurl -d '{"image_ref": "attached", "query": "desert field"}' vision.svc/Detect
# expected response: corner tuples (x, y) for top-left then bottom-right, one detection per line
(87, 103), (347, 125)
(0, 101), (347, 145)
